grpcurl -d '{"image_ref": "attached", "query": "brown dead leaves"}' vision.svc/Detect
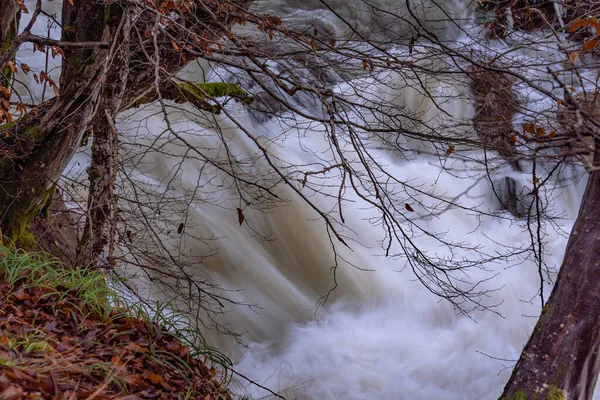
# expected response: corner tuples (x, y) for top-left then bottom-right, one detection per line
(0, 280), (230, 399)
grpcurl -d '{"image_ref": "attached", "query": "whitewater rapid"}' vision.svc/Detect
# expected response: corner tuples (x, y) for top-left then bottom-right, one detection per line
(13, 0), (596, 398)
(107, 75), (587, 399)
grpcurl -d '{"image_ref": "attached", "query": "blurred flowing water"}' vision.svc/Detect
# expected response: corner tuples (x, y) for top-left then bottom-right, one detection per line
(15, 0), (594, 398)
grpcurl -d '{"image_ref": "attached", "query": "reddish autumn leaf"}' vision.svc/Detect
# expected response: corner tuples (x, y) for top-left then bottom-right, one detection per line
(13, 288), (30, 301)
(111, 355), (125, 367)
(2, 367), (18, 380)
(589, 17), (600, 34)
(1, 110), (13, 124)
(125, 342), (148, 353)
(165, 340), (181, 352)
(51, 83), (60, 99)
(6, 60), (16, 73)
(583, 39), (599, 53)
(178, 345), (190, 358)
(15, 103), (27, 114)
(56, 339), (73, 352)
(85, 328), (101, 340)
(16, 0), (28, 13)
(569, 51), (579, 64)
(52, 46), (65, 58)
(237, 208), (245, 226)
(569, 18), (589, 33)
(32, 43), (45, 53)
(0, 385), (24, 400)
(522, 122), (535, 134)
(145, 371), (165, 385)
(0, 85), (10, 98)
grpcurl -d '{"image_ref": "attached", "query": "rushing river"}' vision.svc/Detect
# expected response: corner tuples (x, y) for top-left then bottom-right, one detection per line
(16, 0), (596, 398)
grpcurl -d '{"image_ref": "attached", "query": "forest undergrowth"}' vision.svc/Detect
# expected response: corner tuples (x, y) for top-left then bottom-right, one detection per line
(0, 245), (235, 399)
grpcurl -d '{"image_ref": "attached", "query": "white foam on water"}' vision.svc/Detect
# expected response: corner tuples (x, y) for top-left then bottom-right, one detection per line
(12, 0), (595, 398)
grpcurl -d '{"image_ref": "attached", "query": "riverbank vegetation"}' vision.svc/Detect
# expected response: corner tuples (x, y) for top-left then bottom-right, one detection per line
(0, 245), (234, 399)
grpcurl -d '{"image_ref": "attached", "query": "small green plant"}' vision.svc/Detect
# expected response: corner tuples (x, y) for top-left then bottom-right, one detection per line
(0, 357), (14, 367)
(18, 330), (52, 354)
(0, 244), (233, 398)
(0, 244), (115, 321)
(121, 296), (233, 374)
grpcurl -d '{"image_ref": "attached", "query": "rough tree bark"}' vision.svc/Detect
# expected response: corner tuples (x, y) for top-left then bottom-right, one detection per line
(501, 141), (600, 399)
(76, 4), (131, 263)
(0, 0), (17, 89)
(0, 0), (254, 248)
(0, 0), (109, 246)
(76, 2), (254, 262)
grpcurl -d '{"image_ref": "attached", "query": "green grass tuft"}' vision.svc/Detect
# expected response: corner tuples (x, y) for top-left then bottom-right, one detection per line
(0, 245), (236, 398)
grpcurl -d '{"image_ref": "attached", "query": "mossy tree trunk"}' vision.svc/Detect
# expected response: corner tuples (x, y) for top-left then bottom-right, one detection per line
(78, 77), (252, 262)
(77, 5), (131, 263)
(0, 0), (255, 248)
(501, 141), (600, 399)
(0, 0), (110, 247)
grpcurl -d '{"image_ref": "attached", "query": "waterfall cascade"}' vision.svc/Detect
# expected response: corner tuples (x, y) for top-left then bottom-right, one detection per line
(13, 0), (595, 398)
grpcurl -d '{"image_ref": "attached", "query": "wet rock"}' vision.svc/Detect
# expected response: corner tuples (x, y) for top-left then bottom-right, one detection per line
(492, 176), (531, 216)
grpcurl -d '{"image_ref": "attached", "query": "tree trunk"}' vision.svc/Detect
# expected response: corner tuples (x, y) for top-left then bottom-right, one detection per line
(501, 141), (600, 399)
(0, 0), (255, 248)
(0, 0), (18, 85)
(77, 5), (131, 263)
(0, 0), (109, 246)
(0, 0), (18, 122)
